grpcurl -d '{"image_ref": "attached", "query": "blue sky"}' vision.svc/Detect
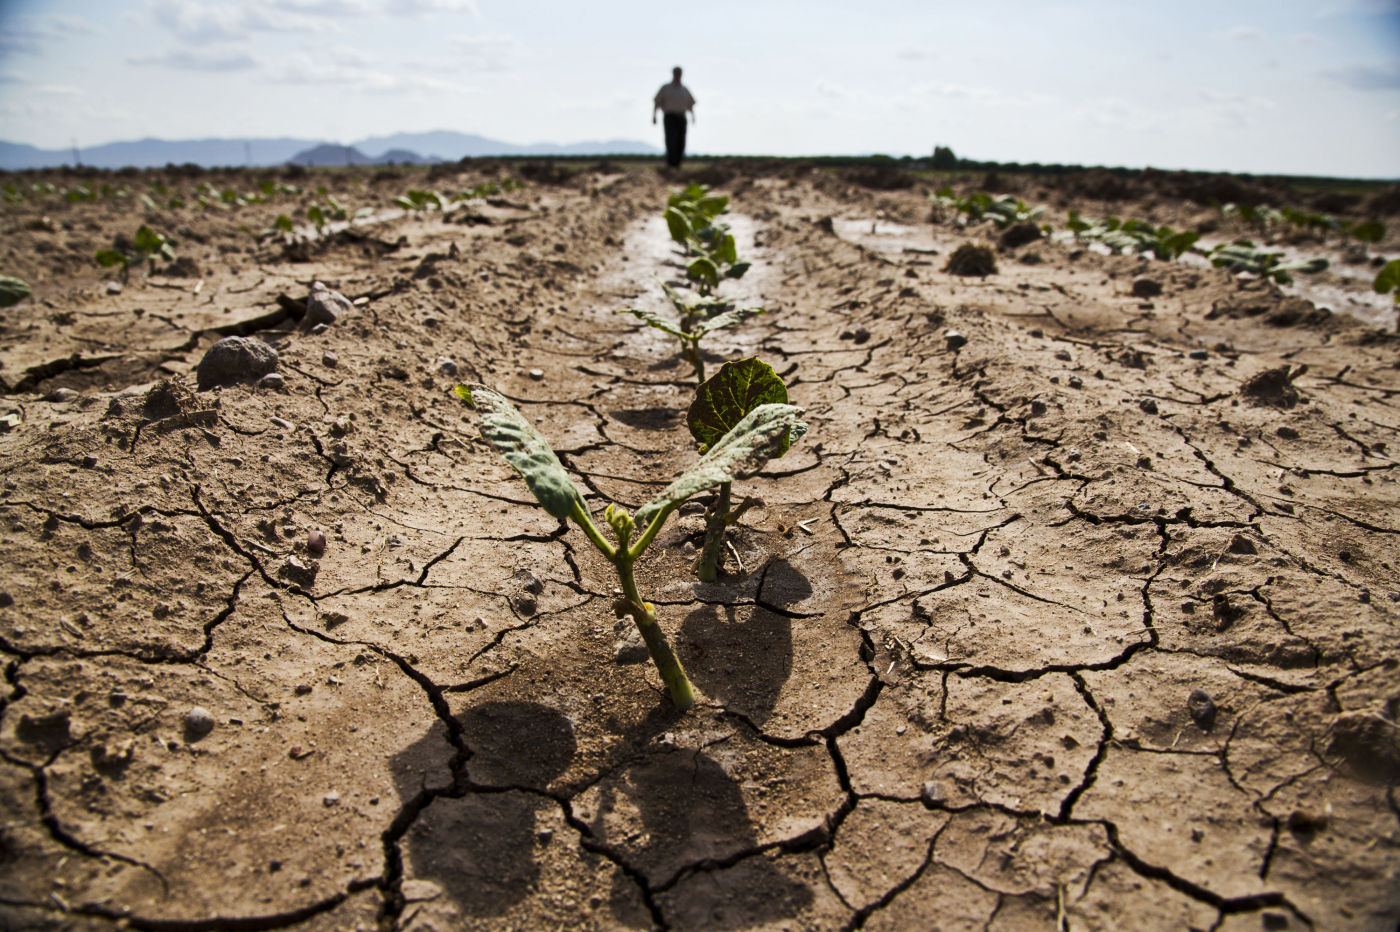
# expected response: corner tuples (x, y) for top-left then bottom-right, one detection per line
(1, 0), (1398, 177)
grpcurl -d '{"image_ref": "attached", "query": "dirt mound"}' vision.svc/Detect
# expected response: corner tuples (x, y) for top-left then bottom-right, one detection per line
(998, 221), (1042, 250)
(1239, 364), (1305, 408)
(944, 241), (997, 275)
(841, 163), (914, 191)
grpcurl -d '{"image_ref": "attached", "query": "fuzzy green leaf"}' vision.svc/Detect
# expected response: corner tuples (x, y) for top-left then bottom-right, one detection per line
(1352, 221), (1385, 244)
(0, 276), (31, 308)
(687, 256), (719, 290)
(94, 249), (127, 268)
(637, 403), (808, 527)
(618, 306), (687, 339)
(692, 305), (764, 337)
(133, 225), (165, 255)
(688, 358), (789, 453)
(664, 207), (690, 245)
(1374, 258), (1400, 296)
(469, 384), (585, 521)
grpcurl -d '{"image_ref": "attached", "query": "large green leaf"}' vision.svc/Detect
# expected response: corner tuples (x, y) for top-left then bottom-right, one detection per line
(1374, 258), (1400, 296)
(636, 403), (808, 527)
(94, 249), (127, 268)
(697, 193), (729, 218)
(618, 306), (687, 339)
(0, 276), (31, 308)
(693, 305), (764, 337)
(664, 207), (690, 245)
(469, 384), (585, 521)
(688, 358), (789, 453)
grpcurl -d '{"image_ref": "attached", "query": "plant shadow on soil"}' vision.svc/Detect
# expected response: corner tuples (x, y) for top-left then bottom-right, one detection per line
(388, 562), (814, 928)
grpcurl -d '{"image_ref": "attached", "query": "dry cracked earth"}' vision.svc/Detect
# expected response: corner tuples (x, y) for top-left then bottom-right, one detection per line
(1, 161), (1398, 932)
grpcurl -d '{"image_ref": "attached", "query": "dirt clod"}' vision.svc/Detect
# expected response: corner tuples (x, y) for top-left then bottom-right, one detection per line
(944, 242), (997, 276)
(999, 222), (1042, 251)
(197, 336), (278, 390)
(1240, 365), (1305, 408)
(1131, 277), (1163, 298)
(185, 706), (215, 739)
(1187, 689), (1217, 731)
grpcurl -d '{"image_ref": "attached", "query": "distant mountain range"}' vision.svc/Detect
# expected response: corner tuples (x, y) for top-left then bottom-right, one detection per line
(0, 131), (661, 171)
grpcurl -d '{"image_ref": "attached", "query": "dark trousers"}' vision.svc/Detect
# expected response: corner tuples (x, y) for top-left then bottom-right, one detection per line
(663, 113), (687, 167)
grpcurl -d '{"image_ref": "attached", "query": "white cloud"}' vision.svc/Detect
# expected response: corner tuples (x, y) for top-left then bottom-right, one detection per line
(383, 0), (479, 15)
(146, 0), (331, 41)
(1324, 63), (1400, 90)
(129, 47), (260, 71)
(0, 13), (101, 54)
(444, 33), (521, 72)
(897, 48), (931, 62)
(1224, 25), (1263, 41)
(265, 58), (466, 94)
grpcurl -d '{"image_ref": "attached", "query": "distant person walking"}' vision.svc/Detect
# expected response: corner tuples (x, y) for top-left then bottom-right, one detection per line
(653, 67), (696, 168)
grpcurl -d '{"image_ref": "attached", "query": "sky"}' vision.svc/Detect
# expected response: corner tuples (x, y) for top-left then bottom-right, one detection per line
(1, 0), (1398, 178)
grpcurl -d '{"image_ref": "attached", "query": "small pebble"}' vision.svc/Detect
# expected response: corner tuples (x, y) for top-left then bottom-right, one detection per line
(513, 568), (544, 594)
(1189, 349), (1209, 360)
(1029, 399), (1047, 417)
(323, 791), (340, 807)
(322, 350), (338, 368)
(47, 388), (79, 403)
(81, 454), (98, 469)
(308, 530), (327, 555)
(184, 706), (215, 738)
(920, 780), (944, 808)
(1068, 376), (1083, 389)
(270, 416), (293, 430)
(943, 330), (967, 350)
(105, 281), (123, 295)
(1139, 398), (1159, 415)
(435, 357), (458, 376)
(528, 368), (544, 381)
(536, 829), (554, 845)
(258, 373), (285, 390)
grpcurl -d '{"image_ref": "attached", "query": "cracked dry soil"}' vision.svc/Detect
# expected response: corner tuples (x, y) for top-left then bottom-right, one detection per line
(1, 161), (1398, 932)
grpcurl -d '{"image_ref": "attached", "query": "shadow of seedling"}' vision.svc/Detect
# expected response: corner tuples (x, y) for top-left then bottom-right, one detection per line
(595, 749), (814, 929)
(390, 691), (815, 928)
(390, 701), (576, 917)
(680, 558), (810, 724)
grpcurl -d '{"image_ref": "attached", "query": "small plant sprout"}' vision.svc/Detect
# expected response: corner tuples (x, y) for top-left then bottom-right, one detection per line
(664, 184), (751, 292)
(459, 383), (807, 709)
(95, 226), (176, 282)
(618, 296), (764, 385)
(394, 189), (446, 212)
(687, 358), (806, 581)
(1208, 241), (1328, 285)
(1373, 259), (1400, 306)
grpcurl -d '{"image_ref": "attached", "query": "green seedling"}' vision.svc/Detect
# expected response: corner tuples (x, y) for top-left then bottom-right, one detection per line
(664, 184), (750, 290)
(688, 358), (805, 581)
(1208, 240), (1328, 285)
(619, 296), (764, 385)
(394, 189), (446, 212)
(1373, 259), (1400, 306)
(95, 225), (176, 282)
(459, 383), (807, 709)
(0, 276), (32, 308)
(981, 194), (1045, 230)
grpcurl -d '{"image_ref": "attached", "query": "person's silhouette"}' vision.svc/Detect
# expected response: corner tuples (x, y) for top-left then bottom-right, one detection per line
(652, 66), (696, 168)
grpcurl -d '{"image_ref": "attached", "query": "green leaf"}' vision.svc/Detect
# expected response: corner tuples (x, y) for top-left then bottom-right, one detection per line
(636, 404), (808, 527)
(687, 256), (719, 290)
(618, 307), (687, 339)
(723, 261), (752, 280)
(697, 193), (729, 217)
(664, 206), (690, 245)
(469, 384), (585, 521)
(1374, 258), (1400, 295)
(307, 205), (325, 228)
(0, 276), (32, 308)
(1352, 221), (1385, 244)
(692, 305), (765, 338)
(275, 214), (295, 233)
(453, 384), (474, 405)
(94, 249), (127, 268)
(133, 226), (165, 254)
(716, 232), (738, 265)
(688, 358), (789, 453)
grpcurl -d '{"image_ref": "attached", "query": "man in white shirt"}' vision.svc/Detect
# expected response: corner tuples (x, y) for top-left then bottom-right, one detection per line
(652, 67), (696, 168)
